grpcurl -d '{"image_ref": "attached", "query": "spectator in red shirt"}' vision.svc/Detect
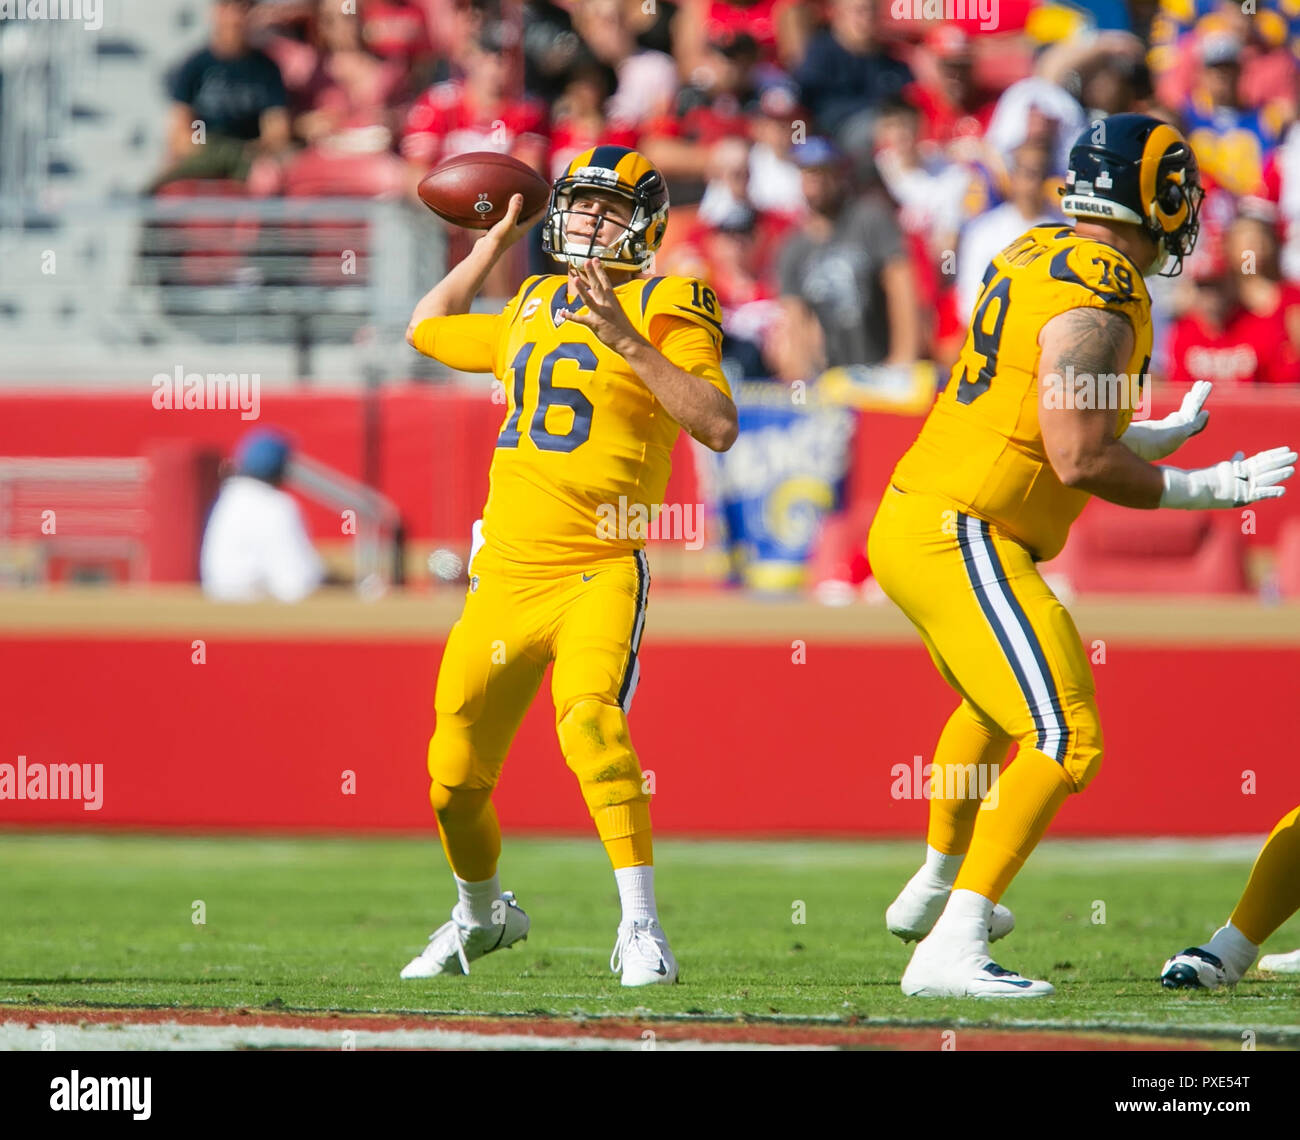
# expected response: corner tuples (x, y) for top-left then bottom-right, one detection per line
(359, 0), (436, 69)
(903, 24), (998, 160)
(275, 0), (410, 197)
(547, 58), (640, 183)
(676, 0), (812, 75)
(400, 22), (548, 180)
(1226, 211), (1300, 383)
(402, 20), (548, 292)
(1166, 255), (1276, 386)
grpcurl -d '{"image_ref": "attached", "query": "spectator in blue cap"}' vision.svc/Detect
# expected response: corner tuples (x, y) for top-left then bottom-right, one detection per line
(200, 427), (325, 602)
(233, 427), (291, 484)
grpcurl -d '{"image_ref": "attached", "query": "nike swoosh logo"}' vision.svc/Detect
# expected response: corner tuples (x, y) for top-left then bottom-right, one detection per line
(982, 965), (1032, 987)
(582, 572), (598, 582)
(654, 961), (667, 975)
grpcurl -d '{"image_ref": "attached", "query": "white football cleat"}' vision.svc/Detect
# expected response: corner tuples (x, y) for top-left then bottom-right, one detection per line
(1161, 946), (1238, 990)
(1258, 948), (1300, 974)
(901, 937), (1054, 998)
(610, 918), (678, 987)
(886, 877), (1015, 943)
(400, 891), (529, 979)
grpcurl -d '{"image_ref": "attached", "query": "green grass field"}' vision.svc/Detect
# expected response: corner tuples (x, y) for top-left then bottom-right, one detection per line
(2, 832), (1297, 1045)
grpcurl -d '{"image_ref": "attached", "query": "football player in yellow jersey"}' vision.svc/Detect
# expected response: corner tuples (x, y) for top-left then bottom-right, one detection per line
(398, 146), (736, 986)
(868, 113), (1297, 997)
(1161, 804), (1300, 988)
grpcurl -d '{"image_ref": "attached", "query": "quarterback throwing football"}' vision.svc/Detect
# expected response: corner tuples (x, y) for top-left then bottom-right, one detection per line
(401, 146), (737, 986)
(869, 114), (1296, 997)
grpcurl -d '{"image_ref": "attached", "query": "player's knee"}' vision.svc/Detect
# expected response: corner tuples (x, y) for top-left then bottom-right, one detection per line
(1062, 716), (1103, 792)
(426, 729), (496, 818)
(557, 699), (646, 811)
(428, 781), (493, 821)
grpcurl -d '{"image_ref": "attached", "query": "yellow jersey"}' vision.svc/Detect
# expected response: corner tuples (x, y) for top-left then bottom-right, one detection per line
(413, 273), (730, 568)
(890, 224), (1154, 561)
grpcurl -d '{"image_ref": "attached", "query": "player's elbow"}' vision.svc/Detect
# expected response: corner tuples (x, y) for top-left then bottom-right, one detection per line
(1049, 449), (1102, 490)
(702, 407), (739, 452)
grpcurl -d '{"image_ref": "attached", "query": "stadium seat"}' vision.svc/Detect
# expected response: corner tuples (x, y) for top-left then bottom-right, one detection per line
(153, 179), (248, 199)
(1039, 499), (1248, 594)
(282, 150), (406, 200)
(150, 180), (258, 287)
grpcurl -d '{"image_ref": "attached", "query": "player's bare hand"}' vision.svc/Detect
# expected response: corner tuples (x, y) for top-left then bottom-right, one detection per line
(559, 258), (644, 355)
(485, 194), (547, 252)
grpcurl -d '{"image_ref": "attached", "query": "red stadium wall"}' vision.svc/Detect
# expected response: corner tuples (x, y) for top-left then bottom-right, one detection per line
(0, 630), (1290, 837)
(6, 386), (1300, 549)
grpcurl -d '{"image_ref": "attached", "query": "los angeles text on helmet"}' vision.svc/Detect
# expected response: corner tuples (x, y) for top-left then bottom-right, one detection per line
(1040, 367), (1152, 420)
(1064, 199), (1121, 218)
(890, 0), (999, 32)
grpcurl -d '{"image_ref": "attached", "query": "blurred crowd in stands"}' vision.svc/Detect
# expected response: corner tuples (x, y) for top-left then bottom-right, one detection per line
(151, 0), (1300, 388)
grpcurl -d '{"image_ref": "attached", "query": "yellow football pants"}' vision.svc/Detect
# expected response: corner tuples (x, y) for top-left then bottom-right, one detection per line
(869, 486), (1101, 900)
(426, 549), (653, 875)
(869, 485), (1103, 788)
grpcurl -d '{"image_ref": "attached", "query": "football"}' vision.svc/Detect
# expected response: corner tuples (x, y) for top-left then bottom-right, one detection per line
(418, 152), (552, 230)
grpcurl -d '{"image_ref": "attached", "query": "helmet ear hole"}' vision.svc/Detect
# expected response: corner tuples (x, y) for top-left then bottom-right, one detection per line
(1158, 180), (1183, 215)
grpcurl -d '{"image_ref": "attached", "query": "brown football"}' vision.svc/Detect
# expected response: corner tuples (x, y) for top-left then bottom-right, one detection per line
(418, 152), (552, 230)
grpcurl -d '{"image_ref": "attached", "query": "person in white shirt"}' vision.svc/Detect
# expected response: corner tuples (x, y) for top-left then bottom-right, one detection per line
(956, 138), (1061, 320)
(200, 428), (325, 603)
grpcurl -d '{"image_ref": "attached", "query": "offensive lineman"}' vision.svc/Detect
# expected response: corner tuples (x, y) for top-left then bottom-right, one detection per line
(400, 146), (736, 986)
(868, 114), (1296, 996)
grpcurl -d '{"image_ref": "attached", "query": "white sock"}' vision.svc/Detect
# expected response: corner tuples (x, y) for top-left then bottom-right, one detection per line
(929, 888), (993, 947)
(1205, 922), (1259, 976)
(454, 872), (501, 927)
(614, 865), (658, 924)
(922, 846), (964, 889)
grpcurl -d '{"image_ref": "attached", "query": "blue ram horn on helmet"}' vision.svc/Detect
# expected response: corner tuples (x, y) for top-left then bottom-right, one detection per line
(1059, 113), (1203, 277)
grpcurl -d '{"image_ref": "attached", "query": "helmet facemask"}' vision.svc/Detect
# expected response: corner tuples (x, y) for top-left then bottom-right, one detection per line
(1147, 157), (1203, 278)
(543, 177), (666, 272)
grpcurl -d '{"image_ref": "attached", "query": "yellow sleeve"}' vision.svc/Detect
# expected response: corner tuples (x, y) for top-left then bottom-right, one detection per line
(649, 315), (732, 399)
(411, 313), (502, 372)
(639, 275), (731, 398)
(410, 275), (546, 373)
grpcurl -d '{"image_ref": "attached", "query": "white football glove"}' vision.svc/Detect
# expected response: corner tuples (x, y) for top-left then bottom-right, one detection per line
(1160, 446), (1298, 509)
(1120, 380), (1212, 461)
